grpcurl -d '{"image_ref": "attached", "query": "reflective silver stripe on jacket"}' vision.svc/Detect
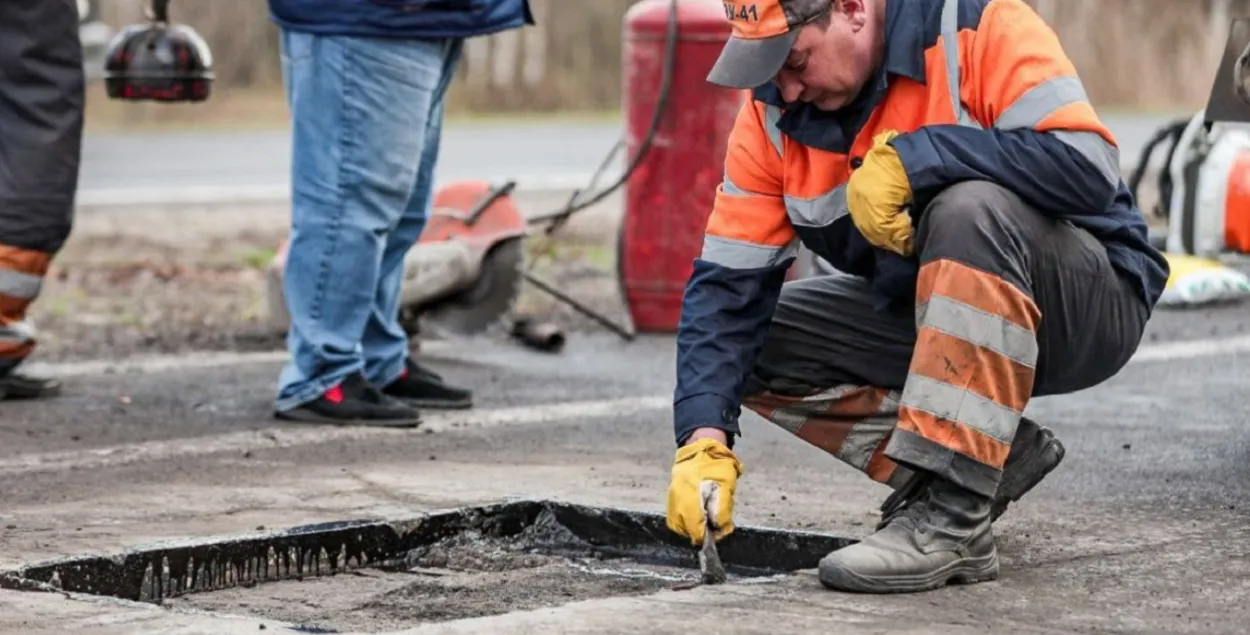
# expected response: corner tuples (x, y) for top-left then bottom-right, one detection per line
(701, 172), (799, 269)
(991, 74), (1120, 187)
(946, 0), (1119, 186)
(941, 0), (980, 129)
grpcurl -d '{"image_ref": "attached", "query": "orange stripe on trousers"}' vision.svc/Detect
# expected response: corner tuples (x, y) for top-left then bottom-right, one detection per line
(745, 386), (901, 484)
(0, 294), (32, 322)
(0, 341), (34, 361)
(897, 406), (1011, 468)
(0, 245), (52, 328)
(916, 259), (1041, 332)
(909, 328), (1035, 413)
(0, 245), (52, 278)
(901, 258), (1041, 468)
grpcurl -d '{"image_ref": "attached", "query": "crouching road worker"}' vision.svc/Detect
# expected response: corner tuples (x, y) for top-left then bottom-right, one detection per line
(0, 0), (84, 401)
(664, 0), (1169, 594)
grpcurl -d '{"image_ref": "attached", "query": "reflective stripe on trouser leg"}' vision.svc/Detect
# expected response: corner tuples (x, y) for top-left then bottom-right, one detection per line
(744, 385), (912, 487)
(885, 258), (1041, 497)
(0, 245), (51, 374)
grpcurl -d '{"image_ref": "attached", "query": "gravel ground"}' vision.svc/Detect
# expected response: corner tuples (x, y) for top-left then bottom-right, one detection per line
(30, 196), (632, 364)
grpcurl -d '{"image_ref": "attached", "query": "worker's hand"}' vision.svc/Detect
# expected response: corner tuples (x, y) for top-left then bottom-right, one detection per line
(846, 130), (915, 256)
(665, 437), (744, 546)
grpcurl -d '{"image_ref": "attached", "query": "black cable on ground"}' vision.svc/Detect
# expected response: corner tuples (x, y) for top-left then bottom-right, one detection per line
(515, 0), (682, 340)
(527, 0), (680, 229)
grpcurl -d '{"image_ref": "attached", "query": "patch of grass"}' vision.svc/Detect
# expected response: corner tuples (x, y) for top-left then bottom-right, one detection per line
(240, 248), (278, 271)
(525, 239), (617, 271)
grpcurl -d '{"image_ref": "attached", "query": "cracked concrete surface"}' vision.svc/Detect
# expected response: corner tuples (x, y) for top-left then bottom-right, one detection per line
(0, 299), (1248, 633)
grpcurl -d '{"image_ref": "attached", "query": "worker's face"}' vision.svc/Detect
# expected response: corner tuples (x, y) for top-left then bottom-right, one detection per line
(771, 1), (878, 111)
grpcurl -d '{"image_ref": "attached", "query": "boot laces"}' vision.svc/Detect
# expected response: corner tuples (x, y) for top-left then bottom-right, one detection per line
(876, 473), (934, 530)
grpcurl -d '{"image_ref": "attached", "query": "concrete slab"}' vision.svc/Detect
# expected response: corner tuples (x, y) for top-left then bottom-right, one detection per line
(0, 588), (278, 635)
(0, 301), (1248, 633)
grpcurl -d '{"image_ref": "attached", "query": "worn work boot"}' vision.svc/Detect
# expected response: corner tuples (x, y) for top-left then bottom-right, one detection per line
(877, 416), (1064, 529)
(819, 473), (998, 593)
(0, 368), (62, 400)
(990, 416), (1066, 519)
(275, 373), (423, 427)
(382, 359), (473, 410)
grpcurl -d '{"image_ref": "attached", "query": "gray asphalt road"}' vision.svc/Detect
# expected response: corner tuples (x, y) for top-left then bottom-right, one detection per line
(76, 113), (1187, 205)
(0, 300), (1249, 632)
(77, 121), (627, 203)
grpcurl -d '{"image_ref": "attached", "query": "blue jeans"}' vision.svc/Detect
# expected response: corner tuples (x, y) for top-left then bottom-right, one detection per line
(275, 29), (464, 411)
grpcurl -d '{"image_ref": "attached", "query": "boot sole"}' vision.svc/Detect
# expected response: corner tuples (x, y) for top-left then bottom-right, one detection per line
(0, 381), (60, 400)
(274, 409), (424, 428)
(397, 397), (473, 410)
(991, 427), (1066, 521)
(818, 551), (1000, 594)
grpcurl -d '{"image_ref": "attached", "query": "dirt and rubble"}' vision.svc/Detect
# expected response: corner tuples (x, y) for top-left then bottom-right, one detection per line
(32, 194), (631, 363)
(158, 510), (738, 632)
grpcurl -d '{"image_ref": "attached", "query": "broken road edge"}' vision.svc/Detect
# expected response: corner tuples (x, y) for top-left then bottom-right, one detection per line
(0, 498), (857, 605)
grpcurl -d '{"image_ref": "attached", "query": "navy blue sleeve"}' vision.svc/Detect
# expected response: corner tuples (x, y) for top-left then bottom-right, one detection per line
(672, 257), (792, 447)
(889, 126), (1119, 219)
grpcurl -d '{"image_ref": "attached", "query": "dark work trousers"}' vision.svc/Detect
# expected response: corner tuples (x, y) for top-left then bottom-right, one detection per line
(0, 0), (84, 374)
(743, 181), (1150, 498)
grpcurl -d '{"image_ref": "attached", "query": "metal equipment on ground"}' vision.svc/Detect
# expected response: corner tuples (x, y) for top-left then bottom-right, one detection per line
(265, 180), (529, 339)
(617, 0), (741, 333)
(1123, 17), (1250, 308)
(1129, 112), (1250, 258)
(1129, 16), (1250, 258)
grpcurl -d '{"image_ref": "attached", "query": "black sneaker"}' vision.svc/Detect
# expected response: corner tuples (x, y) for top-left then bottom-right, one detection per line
(382, 359), (473, 410)
(275, 373), (423, 428)
(0, 370), (62, 400)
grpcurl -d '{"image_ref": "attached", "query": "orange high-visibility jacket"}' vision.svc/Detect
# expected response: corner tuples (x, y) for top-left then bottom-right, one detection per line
(673, 0), (1170, 445)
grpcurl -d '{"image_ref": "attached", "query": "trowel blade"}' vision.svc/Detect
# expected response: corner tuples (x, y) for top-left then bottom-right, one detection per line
(699, 482), (728, 585)
(699, 530), (727, 584)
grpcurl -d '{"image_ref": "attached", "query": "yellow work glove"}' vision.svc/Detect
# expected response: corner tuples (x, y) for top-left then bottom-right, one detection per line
(846, 130), (915, 256)
(665, 437), (744, 546)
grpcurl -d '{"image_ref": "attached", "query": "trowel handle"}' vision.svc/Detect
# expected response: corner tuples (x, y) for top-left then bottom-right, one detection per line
(700, 480), (721, 532)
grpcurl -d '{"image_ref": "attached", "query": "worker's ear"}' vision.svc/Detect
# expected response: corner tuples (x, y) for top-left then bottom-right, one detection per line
(834, 0), (869, 31)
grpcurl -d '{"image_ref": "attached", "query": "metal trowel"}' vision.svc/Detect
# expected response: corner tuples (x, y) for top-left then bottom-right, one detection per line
(699, 481), (728, 585)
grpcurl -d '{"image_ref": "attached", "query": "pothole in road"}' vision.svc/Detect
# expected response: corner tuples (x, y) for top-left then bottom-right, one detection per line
(0, 499), (853, 633)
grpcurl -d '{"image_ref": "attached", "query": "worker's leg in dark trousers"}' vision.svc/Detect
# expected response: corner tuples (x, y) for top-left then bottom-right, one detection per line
(0, 0), (84, 400)
(744, 273), (1065, 511)
(273, 31), (462, 426)
(745, 180), (1150, 593)
(358, 39), (474, 411)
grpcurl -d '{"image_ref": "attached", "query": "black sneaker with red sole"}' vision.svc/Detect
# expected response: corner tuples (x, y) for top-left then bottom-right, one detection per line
(382, 359), (473, 410)
(275, 372), (423, 428)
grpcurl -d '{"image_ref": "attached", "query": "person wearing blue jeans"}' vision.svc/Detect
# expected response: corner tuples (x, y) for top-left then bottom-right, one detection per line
(267, 0), (534, 426)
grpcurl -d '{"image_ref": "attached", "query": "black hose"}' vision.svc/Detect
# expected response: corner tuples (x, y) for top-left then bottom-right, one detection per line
(150, 0), (171, 23)
(512, 0), (681, 340)
(527, 0), (680, 228)
(1126, 116), (1192, 219)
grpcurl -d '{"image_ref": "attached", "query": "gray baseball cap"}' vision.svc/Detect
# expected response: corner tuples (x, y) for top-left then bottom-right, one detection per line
(707, 0), (832, 89)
